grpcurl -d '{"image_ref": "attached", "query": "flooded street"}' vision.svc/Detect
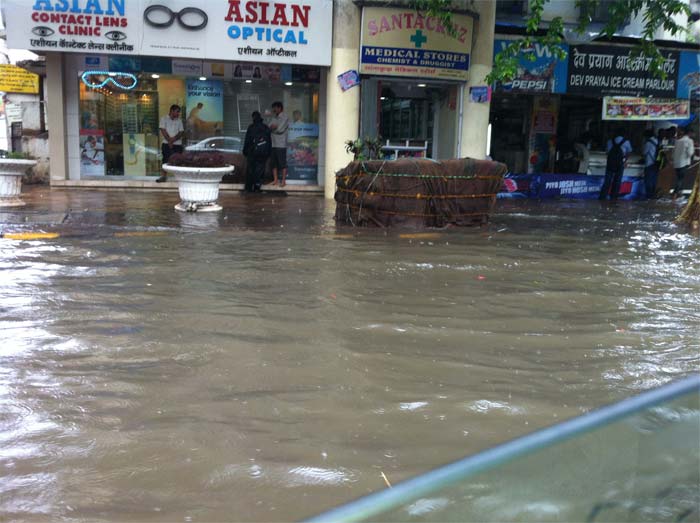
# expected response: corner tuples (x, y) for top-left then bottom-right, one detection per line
(1, 189), (699, 522)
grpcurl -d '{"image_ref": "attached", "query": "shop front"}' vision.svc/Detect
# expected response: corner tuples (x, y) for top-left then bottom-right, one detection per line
(491, 38), (700, 200)
(357, 6), (475, 160)
(5, 0), (332, 187)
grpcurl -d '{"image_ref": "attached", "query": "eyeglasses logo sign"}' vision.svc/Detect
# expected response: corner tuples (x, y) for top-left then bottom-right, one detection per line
(81, 71), (139, 90)
(144, 5), (208, 30)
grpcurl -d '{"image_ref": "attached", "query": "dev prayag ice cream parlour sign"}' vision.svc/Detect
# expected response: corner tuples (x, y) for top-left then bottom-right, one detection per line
(359, 7), (473, 81)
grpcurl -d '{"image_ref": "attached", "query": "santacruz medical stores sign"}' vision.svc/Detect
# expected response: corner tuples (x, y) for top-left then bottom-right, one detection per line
(5, 0), (332, 66)
(359, 7), (473, 81)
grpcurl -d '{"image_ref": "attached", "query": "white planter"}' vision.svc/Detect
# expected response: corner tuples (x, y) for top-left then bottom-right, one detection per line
(162, 164), (234, 212)
(0, 159), (37, 208)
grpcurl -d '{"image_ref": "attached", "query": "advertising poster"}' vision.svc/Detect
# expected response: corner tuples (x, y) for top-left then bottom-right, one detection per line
(123, 133), (147, 177)
(337, 70), (360, 91)
(499, 173), (644, 200)
(677, 51), (700, 100)
(493, 40), (568, 94)
(291, 67), (321, 83)
(185, 79), (224, 142)
(236, 94), (261, 133)
(603, 97), (690, 120)
(232, 63), (281, 81)
(287, 119), (319, 182)
(469, 86), (491, 103)
(157, 77), (186, 134)
(80, 130), (105, 177)
(567, 44), (680, 98)
(359, 7), (473, 80)
(204, 62), (232, 79)
(172, 59), (203, 77)
(529, 96), (559, 174)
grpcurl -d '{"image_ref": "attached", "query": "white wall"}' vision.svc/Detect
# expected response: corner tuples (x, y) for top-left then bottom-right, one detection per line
(21, 135), (50, 183)
(541, 1), (579, 22)
(20, 100), (43, 131)
(537, 0), (692, 43)
(65, 54), (82, 181)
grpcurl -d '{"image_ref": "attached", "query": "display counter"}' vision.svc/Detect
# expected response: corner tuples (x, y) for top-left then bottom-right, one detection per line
(587, 151), (644, 178)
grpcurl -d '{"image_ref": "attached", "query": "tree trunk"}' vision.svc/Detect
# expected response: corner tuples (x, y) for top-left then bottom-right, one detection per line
(675, 169), (700, 230)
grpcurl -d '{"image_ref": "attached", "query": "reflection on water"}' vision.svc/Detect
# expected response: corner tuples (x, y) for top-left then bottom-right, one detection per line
(0, 197), (698, 522)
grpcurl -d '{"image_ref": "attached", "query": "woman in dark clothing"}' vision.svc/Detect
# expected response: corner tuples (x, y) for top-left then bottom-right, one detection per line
(242, 111), (271, 192)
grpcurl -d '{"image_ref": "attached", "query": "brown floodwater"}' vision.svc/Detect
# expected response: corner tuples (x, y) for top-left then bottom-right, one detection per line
(1, 191), (698, 522)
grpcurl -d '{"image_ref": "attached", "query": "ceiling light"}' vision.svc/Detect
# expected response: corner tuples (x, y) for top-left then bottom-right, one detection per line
(151, 74), (160, 79)
(199, 76), (207, 81)
(245, 79), (252, 83)
(417, 83), (426, 87)
(285, 81), (293, 86)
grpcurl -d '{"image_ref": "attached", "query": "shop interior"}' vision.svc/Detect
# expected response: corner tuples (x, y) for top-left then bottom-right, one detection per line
(360, 78), (460, 160)
(78, 65), (320, 181)
(490, 93), (697, 176)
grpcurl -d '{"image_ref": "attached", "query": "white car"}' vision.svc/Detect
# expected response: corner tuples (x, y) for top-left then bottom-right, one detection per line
(185, 136), (242, 154)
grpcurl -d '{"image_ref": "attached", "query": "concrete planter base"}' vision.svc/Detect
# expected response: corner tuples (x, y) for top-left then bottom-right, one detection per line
(162, 164), (234, 212)
(0, 159), (38, 207)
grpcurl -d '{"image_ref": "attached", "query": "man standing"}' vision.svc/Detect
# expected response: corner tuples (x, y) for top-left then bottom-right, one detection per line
(267, 101), (290, 187)
(642, 129), (659, 199)
(156, 104), (184, 182)
(672, 127), (695, 200)
(243, 111), (271, 193)
(599, 129), (632, 200)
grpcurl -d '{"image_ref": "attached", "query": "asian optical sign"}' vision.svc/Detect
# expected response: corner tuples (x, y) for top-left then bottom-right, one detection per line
(4, 0), (332, 66)
(359, 7), (473, 81)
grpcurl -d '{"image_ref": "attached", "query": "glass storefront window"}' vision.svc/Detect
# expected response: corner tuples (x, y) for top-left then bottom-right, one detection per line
(78, 62), (320, 184)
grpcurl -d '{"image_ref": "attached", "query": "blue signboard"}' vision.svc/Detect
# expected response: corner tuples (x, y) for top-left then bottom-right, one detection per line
(361, 47), (469, 72)
(677, 51), (700, 100)
(493, 40), (568, 94)
(499, 173), (644, 200)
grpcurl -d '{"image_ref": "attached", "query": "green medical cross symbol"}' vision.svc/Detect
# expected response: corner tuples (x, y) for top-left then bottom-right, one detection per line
(410, 29), (427, 48)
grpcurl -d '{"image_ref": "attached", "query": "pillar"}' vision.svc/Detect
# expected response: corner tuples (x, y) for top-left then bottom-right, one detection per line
(323, 0), (361, 199)
(46, 53), (68, 183)
(459, 0), (496, 159)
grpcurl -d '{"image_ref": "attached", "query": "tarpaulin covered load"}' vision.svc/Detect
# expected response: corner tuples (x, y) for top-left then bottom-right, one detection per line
(335, 158), (507, 227)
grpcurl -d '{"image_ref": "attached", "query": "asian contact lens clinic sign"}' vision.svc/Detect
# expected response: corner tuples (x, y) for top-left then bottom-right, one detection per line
(4, 0), (332, 66)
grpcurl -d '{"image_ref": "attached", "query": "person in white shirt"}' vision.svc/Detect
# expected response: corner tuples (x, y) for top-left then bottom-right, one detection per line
(266, 101), (290, 187)
(672, 127), (695, 200)
(156, 104), (184, 182)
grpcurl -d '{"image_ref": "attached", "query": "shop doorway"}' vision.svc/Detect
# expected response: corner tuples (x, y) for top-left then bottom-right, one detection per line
(360, 78), (460, 160)
(489, 94), (531, 174)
